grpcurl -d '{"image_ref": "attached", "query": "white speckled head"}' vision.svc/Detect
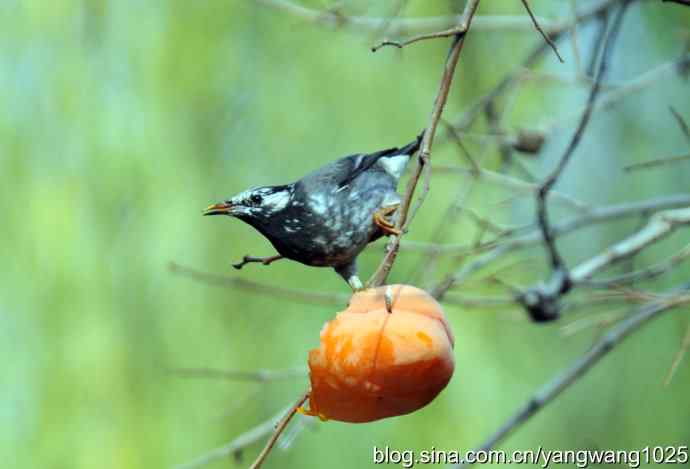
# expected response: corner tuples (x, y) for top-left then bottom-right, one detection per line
(227, 185), (293, 217)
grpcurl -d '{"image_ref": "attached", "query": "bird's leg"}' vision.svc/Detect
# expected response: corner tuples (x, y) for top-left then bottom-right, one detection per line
(373, 204), (401, 236)
(232, 254), (284, 270)
(334, 262), (364, 291)
(347, 275), (364, 291)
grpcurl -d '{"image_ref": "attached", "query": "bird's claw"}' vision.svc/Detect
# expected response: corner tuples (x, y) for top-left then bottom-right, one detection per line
(374, 205), (402, 236)
(232, 254), (284, 270)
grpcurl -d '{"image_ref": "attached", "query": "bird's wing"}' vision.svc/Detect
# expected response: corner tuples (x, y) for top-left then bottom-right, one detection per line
(334, 148), (399, 189)
(335, 134), (423, 189)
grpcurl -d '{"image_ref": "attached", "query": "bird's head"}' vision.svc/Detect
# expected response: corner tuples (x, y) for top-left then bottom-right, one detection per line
(203, 185), (293, 222)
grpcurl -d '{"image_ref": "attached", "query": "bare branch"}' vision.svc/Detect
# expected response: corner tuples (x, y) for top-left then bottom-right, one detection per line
(433, 164), (589, 212)
(249, 390), (310, 469)
(167, 366), (307, 382)
(623, 153), (690, 172)
(449, 0), (626, 134)
(372, 26), (465, 52)
(455, 286), (690, 467)
(542, 53), (690, 134)
(582, 243), (690, 287)
(523, 0), (631, 321)
(256, 0), (559, 37)
(168, 262), (349, 306)
(430, 194), (690, 299)
(520, 0), (564, 63)
(663, 322), (690, 386)
(367, 0), (481, 287)
(256, 0), (624, 38)
(569, 208), (690, 283)
(174, 400), (303, 469)
(669, 106), (690, 142)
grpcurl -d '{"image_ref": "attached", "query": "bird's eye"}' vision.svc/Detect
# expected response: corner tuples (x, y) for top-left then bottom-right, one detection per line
(250, 194), (263, 205)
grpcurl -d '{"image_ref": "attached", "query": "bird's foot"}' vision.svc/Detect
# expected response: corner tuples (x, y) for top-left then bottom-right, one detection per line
(232, 254), (284, 270)
(373, 205), (401, 236)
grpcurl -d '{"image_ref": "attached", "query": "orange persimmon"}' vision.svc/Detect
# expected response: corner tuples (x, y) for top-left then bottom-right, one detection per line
(305, 284), (455, 423)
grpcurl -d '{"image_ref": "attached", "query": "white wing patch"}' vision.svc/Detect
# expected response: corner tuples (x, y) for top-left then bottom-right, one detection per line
(378, 154), (410, 179)
(309, 192), (328, 215)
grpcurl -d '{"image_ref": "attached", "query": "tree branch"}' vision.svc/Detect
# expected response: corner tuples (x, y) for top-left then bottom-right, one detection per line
(569, 207), (690, 284)
(167, 366), (307, 383)
(249, 390), (310, 469)
(455, 285), (690, 467)
(169, 262), (349, 306)
(367, 0), (481, 288)
(520, 0), (564, 63)
(520, 0), (632, 321)
(174, 399), (304, 469)
(430, 194), (690, 299)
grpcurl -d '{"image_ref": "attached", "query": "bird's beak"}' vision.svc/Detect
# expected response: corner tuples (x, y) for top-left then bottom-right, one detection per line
(203, 201), (233, 216)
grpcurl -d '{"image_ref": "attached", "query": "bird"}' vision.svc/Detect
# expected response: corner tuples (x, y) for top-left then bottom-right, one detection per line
(203, 133), (423, 290)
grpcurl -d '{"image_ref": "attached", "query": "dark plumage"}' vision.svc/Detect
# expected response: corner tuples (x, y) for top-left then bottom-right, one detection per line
(204, 134), (422, 290)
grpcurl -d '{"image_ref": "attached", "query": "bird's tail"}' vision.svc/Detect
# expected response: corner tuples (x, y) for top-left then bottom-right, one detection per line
(398, 130), (425, 156)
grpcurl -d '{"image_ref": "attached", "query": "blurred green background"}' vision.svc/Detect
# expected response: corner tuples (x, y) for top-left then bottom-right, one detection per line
(1, 1), (689, 468)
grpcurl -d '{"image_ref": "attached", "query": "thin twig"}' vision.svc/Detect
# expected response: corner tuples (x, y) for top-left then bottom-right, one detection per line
(367, 0), (481, 287)
(449, 0), (625, 134)
(169, 262), (349, 306)
(623, 154), (690, 172)
(256, 0), (565, 37)
(167, 366), (307, 382)
(433, 164), (589, 211)
(569, 208), (690, 284)
(520, 0), (564, 63)
(372, 26), (465, 52)
(442, 119), (481, 174)
(455, 286), (690, 467)
(663, 322), (690, 386)
(174, 402), (300, 469)
(582, 243), (690, 287)
(541, 52), (690, 134)
(249, 390), (310, 469)
(256, 0), (627, 41)
(669, 106), (690, 142)
(569, 0), (584, 75)
(521, 0), (631, 321)
(430, 194), (690, 299)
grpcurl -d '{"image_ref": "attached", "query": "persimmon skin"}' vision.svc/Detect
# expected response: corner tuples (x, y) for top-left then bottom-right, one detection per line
(307, 285), (455, 423)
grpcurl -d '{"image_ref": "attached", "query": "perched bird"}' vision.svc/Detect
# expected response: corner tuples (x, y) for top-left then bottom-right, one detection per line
(204, 133), (423, 290)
